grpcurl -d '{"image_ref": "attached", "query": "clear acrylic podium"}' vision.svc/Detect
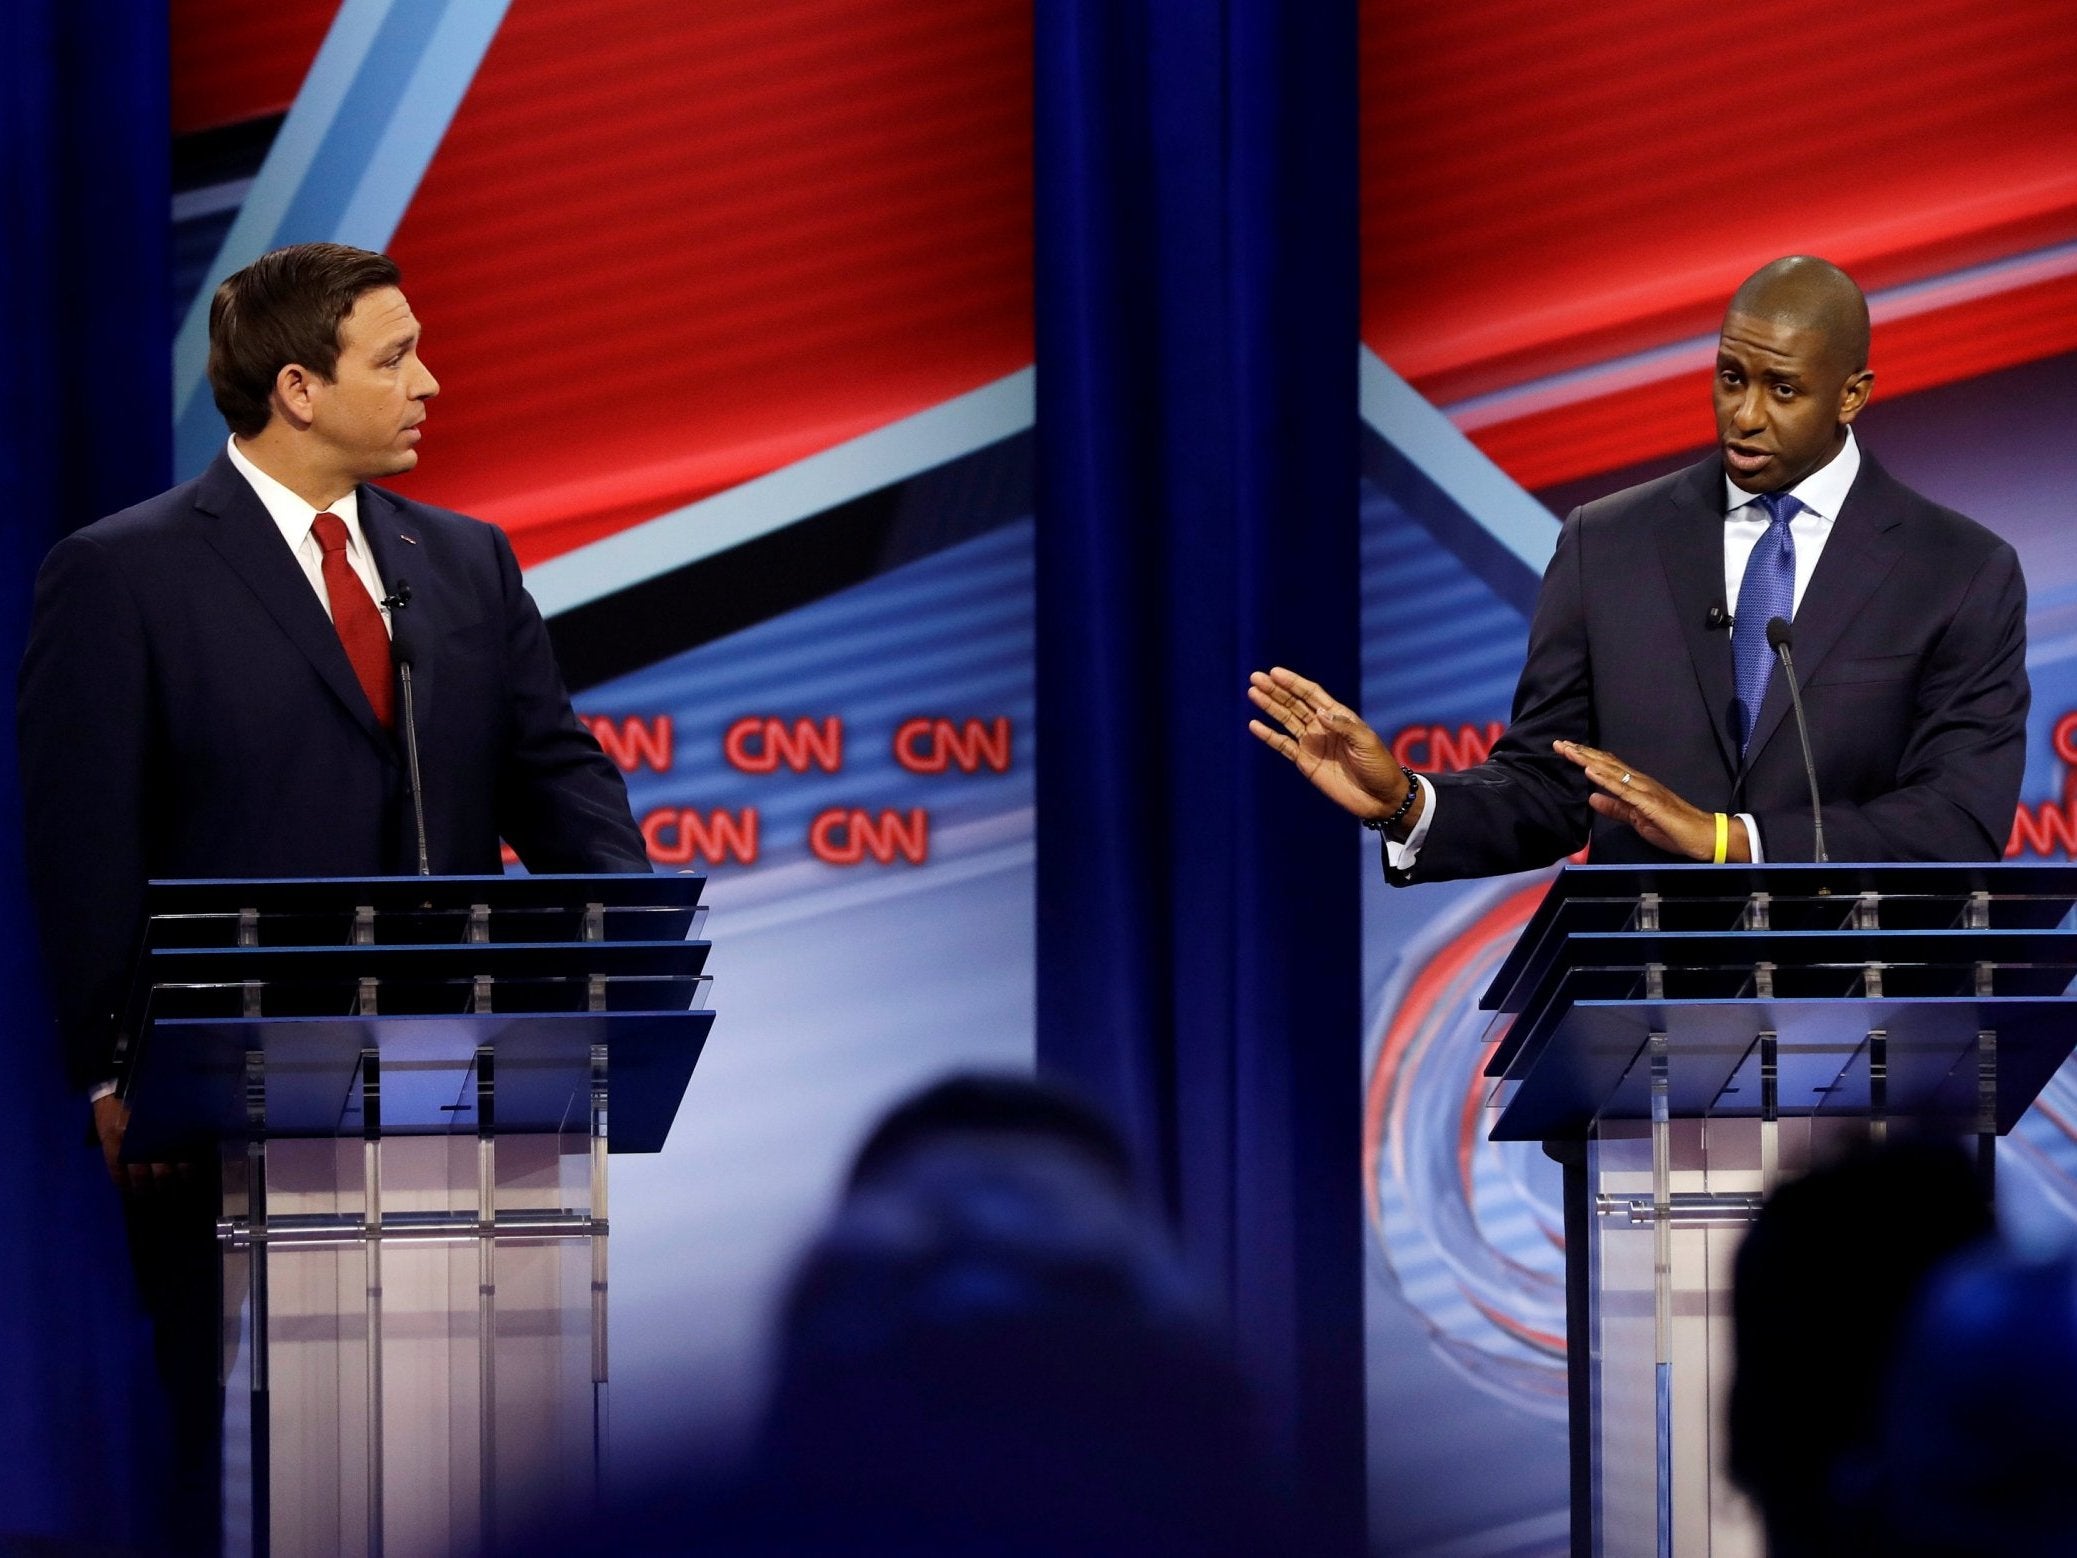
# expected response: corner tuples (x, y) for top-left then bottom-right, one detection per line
(115, 874), (714, 1558)
(1482, 863), (2077, 1558)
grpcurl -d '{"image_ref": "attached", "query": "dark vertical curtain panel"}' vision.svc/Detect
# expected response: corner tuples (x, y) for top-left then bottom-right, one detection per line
(1034, 0), (1365, 1547)
(0, 0), (171, 1543)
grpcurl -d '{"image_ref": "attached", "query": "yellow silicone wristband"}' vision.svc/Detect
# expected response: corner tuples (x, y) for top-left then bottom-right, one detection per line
(1712, 812), (1729, 866)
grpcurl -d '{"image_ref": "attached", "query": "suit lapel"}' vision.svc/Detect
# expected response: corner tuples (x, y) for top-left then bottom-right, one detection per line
(360, 487), (433, 739)
(1740, 454), (1907, 771)
(192, 452), (394, 756)
(1653, 458), (1741, 776)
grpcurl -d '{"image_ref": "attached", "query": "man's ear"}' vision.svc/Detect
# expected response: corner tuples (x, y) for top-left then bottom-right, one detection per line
(271, 362), (320, 429)
(1837, 368), (1874, 426)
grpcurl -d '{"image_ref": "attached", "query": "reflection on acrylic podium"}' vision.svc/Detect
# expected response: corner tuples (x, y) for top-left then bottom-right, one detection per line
(1482, 864), (2077, 1558)
(117, 875), (714, 1558)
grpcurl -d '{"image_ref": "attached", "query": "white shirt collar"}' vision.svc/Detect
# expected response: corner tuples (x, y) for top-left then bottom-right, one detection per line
(225, 436), (363, 549)
(1723, 427), (1860, 522)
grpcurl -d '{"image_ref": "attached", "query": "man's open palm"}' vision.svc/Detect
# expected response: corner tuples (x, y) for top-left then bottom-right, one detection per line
(1247, 667), (1404, 822)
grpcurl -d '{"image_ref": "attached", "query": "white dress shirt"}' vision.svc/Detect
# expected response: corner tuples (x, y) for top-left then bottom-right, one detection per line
(1388, 431), (1862, 872)
(1719, 428), (1857, 623)
(225, 437), (393, 635)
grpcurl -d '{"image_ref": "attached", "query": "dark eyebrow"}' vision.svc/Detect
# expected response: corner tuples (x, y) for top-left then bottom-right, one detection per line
(375, 330), (419, 358)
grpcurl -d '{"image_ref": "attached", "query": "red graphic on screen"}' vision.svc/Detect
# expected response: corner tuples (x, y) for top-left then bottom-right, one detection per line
(2007, 711), (2077, 859)
(1361, 0), (2077, 489)
(380, 0), (1034, 567)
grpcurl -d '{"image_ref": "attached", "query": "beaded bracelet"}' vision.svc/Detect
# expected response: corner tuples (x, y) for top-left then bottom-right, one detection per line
(1363, 776), (1422, 835)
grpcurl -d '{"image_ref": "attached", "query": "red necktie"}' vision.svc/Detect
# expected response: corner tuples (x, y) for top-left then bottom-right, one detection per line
(311, 511), (394, 728)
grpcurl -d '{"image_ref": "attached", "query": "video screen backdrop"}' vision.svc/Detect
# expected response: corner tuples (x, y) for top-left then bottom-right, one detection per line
(171, 0), (1034, 1467)
(1358, 2), (2077, 1551)
(169, 0), (2077, 1550)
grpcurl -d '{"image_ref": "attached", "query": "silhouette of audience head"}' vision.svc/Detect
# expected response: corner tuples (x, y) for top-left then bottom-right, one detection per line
(1729, 1134), (1994, 1557)
(843, 1070), (1138, 1196)
(1871, 1243), (2077, 1557)
(744, 1071), (1272, 1555)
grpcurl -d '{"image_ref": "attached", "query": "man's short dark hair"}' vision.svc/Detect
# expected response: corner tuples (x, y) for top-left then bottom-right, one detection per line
(1726, 254), (1872, 377)
(206, 243), (401, 438)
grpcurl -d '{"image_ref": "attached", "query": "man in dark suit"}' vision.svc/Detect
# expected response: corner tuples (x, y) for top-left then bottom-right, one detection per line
(1249, 256), (2028, 875)
(19, 242), (649, 1147)
(15, 244), (650, 1550)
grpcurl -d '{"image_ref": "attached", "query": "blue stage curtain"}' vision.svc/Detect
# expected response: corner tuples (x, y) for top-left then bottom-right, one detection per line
(1034, 0), (1365, 1547)
(1, 0), (171, 1543)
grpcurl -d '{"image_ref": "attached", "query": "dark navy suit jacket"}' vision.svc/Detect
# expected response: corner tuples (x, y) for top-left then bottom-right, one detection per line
(1395, 452), (2030, 883)
(17, 451), (650, 1089)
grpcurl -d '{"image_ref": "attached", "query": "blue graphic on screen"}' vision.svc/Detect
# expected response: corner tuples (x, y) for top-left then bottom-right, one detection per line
(569, 521), (1037, 1467)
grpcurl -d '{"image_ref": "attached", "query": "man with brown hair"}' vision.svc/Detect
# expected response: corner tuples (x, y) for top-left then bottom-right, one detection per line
(20, 239), (649, 1148)
(15, 244), (649, 1548)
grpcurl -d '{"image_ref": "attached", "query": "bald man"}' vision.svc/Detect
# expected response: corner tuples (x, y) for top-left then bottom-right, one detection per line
(1251, 256), (2028, 875)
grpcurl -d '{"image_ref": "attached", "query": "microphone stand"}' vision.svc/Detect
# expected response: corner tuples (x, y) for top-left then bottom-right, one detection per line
(399, 664), (430, 877)
(386, 581), (431, 877)
(1766, 617), (1826, 865)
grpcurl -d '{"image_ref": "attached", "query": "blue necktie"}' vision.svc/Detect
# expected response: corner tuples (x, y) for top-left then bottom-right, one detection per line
(1733, 491), (1800, 752)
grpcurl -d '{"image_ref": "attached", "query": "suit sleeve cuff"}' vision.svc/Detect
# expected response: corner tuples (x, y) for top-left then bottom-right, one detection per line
(1384, 775), (1437, 872)
(1737, 812), (1762, 864)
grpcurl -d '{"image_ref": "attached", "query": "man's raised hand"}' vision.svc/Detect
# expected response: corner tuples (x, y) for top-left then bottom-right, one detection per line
(1247, 667), (1415, 828)
(1554, 740), (1750, 862)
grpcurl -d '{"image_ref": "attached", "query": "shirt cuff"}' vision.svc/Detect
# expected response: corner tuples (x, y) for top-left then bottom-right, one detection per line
(1738, 812), (1763, 863)
(88, 1080), (118, 1102)
(1384, 775), (1437, 872)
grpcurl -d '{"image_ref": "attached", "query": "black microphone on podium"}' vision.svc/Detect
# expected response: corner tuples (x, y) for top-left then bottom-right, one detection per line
(386, 580), (431, 877)
(1766, 617), (1826, 864)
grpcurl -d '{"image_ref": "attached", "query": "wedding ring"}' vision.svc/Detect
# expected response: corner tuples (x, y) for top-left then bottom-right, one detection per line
(1620, 772), (1632, 786)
